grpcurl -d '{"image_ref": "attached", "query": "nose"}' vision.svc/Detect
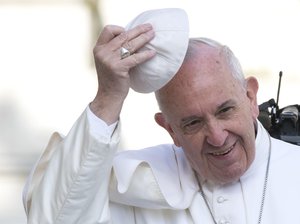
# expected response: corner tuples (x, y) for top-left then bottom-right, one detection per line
(205, 120), (228, 147)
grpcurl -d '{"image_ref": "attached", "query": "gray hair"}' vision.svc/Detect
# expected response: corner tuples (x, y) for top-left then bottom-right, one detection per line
(189, 37), (246, 88)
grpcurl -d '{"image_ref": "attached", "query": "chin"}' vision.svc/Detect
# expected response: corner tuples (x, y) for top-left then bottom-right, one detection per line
(210, 164), (248, 185)
(218, 176), (241, 185)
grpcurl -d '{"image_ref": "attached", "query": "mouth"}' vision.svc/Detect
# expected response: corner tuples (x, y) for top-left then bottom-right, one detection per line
(209, 142), (237, 156)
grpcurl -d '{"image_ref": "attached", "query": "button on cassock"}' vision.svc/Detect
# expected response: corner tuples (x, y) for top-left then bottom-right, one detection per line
(218, 218), (230, 224)
(217, 196), (226, 203)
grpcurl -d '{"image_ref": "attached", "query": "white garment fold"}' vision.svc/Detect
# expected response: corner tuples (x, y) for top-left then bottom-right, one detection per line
(23, 107), (300, 224)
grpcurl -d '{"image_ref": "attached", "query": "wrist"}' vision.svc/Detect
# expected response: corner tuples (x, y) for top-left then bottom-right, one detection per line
(90, 93), (124, 125)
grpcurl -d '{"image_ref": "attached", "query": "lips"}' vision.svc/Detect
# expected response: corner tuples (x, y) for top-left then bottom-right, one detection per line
(209, 142), (236, 156)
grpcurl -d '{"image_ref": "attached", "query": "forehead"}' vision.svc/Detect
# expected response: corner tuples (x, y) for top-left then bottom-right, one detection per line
(157, 42), (242, 116)
(164, 42), (232, 90)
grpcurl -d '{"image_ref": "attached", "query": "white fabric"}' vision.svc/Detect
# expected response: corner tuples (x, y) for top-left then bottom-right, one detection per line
(125, 8), (189, 93)
(86, 105), (117, 137)
(23, 108), (300, 223)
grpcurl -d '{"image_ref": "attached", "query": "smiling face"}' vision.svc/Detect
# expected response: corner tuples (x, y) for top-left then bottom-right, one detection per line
(155, 40), (259, 184)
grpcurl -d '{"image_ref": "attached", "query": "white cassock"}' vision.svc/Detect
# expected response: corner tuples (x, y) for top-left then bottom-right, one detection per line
(23, 106), (300, 224)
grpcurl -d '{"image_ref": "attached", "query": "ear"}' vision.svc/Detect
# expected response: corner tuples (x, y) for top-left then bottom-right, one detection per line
(246, 76), (259, 119)
(154, 112), (181, 146)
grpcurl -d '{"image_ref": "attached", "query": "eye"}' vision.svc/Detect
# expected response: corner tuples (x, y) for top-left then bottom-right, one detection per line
(220, 106), (232, 113)
(217, 106), (234, 117)
(181, 118), (204, 134)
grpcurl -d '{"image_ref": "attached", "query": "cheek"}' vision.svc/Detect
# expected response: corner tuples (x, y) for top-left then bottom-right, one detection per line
(178, 134), (204, 152)
(182, 147), (203, 173)
(178, 135), (206, 167)
(236, 102), (257, 127)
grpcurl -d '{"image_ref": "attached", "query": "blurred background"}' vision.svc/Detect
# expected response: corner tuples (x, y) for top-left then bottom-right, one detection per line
(0, 0), (299, 223)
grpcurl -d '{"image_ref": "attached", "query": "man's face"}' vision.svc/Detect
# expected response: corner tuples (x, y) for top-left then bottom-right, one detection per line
(156, 44), (259, 184)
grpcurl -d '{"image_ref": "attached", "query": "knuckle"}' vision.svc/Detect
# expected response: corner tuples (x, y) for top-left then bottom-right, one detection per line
(93, 46), (101, 58)
(131, 54), (139, 66)
(102, 25), (114, 36)
(139, 33), (148, 43)
(102, 25), (112, 31)
(137, 23), (151, 32)
(136, 24), (146, 33)
(107, 62), (117, 72)
(122, 41), (134, 52)
(93, 46), (105, 58)
(142, 30), (154, 41)
(93, 48), (113, 70)
(117, 32), (128, 43)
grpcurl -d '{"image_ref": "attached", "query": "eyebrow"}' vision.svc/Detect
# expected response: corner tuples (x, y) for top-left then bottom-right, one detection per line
(216, 99), (236, 111)
(180, 99), (236, 124)
(180, 115), (202, 124)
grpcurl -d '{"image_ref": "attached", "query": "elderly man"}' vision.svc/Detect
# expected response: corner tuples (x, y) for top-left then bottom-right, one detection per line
(23, 9), (300, 224)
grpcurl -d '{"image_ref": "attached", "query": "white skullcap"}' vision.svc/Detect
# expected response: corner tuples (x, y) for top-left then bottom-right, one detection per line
(125, 8), (189, 93)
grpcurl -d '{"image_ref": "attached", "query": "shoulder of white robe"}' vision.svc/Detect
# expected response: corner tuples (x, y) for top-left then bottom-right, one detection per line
(110, 144), (198, 209)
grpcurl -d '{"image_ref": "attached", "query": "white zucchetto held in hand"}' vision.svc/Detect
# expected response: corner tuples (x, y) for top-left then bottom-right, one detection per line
(126, 8), (190, 93)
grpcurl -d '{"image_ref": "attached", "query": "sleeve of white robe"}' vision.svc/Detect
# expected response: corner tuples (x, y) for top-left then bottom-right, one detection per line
(22, 106), (120, 224)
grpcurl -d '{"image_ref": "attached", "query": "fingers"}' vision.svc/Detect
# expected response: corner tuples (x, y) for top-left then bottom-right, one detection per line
(96, 25), (124, 45)
(94, 23), (156, 72)
(111, 23), (154, 52)
(93, 23), (156, 79)
(95, 23), (154, 52)
(91, 24), (156, 123)
(117, 24), (156, 67)
(121, 28), (155, 55)
(122, 49), (156, 68)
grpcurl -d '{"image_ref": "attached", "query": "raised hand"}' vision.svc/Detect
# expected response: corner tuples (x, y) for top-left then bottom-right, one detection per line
(90, 24), (156, 124)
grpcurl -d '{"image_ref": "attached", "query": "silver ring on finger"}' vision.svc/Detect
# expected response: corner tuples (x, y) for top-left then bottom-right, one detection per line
(120, 47), (131, 59)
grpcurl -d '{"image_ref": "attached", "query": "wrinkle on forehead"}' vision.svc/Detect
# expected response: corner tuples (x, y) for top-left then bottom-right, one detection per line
(155, 40), (224, 114)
